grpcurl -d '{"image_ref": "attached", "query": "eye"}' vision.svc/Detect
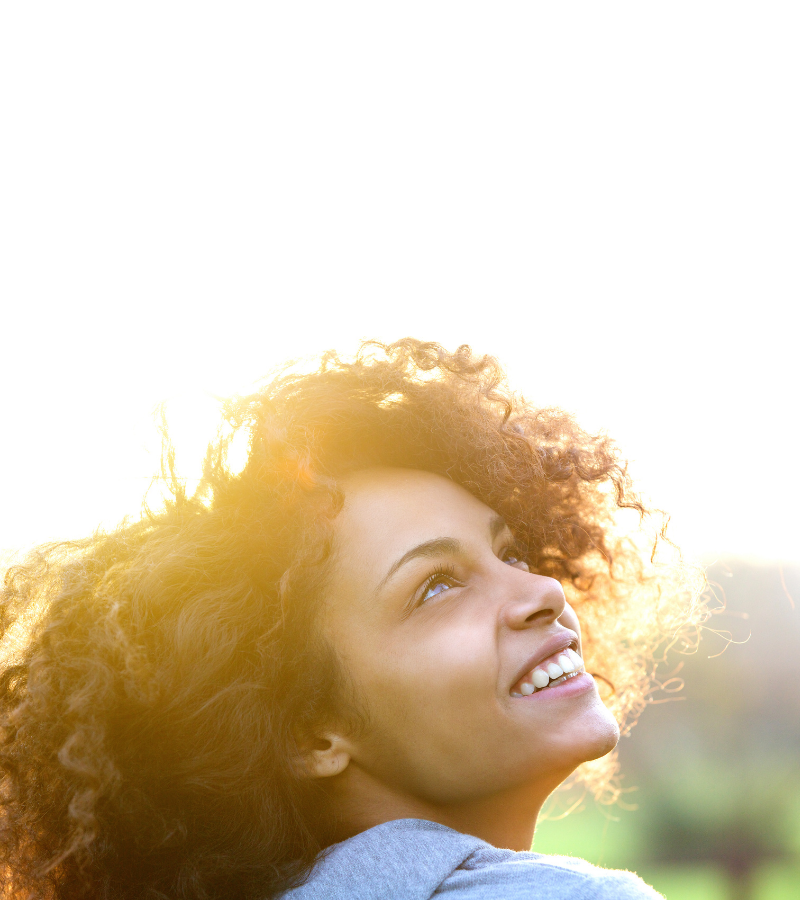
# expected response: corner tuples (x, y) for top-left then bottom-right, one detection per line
(418, 565), (460, 605)
(501, 548), (531, 572)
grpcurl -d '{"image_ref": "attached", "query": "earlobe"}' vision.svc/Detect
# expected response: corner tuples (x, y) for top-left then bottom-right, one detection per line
(302, 734), (352, 780)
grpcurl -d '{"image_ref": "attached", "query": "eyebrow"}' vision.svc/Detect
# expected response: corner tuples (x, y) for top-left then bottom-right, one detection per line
(374, 514), (509, 595)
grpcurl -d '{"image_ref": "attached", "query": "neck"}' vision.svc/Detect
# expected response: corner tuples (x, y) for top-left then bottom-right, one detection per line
(321, 764), (571, 851)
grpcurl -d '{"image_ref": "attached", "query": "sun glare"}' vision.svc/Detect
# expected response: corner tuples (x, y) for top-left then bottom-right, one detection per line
(1, 6), (796, 567)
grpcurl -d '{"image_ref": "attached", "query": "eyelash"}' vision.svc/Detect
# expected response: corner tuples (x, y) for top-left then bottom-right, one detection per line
(417, 564), (460, 605)
(416, 547), (529, 606)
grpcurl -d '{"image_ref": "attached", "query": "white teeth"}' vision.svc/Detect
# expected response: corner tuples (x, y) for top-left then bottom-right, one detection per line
(546, 662), (564, 680)
(511, 647), (587, 698)
(532, 669), (550, 688)
(566, 647), (584, 668)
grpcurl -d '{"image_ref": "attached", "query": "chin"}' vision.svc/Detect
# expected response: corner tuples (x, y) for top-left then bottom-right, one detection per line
(557, 705), (621, 768)
(581, 704), (621, 760)
(583, 717), (621, 761)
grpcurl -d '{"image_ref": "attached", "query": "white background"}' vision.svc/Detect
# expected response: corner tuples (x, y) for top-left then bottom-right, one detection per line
(1, 3), (797, 564)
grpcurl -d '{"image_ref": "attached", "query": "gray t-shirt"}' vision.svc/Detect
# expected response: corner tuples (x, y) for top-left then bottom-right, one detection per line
(278, 818), (663, 899)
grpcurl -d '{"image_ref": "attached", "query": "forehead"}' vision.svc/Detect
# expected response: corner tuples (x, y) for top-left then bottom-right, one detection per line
(329, 468), (497, 606)
(330, 468), (498, 590)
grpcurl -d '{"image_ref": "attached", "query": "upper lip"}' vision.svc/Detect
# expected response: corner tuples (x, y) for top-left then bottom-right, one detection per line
(510, 630), (580, 689)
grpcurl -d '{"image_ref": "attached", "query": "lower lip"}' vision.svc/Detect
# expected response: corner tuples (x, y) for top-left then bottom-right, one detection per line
(513, 672), (595, 701)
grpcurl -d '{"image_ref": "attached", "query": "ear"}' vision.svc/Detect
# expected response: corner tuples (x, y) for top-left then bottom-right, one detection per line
(299, 732), (353, 780)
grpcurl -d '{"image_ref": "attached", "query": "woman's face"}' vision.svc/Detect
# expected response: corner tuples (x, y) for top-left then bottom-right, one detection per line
(322, 467), (619, 807)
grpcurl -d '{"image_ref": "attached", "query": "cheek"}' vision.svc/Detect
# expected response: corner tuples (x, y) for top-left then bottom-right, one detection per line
(350, 626), (498, 753)
(368, 631), (492, 715)
(354, 667), (509, 803)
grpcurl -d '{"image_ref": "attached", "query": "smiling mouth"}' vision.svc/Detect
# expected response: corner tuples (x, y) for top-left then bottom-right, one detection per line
(510, 647), (586, 697)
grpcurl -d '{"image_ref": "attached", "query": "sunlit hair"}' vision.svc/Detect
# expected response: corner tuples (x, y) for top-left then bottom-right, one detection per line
(0, 339), (706, 899)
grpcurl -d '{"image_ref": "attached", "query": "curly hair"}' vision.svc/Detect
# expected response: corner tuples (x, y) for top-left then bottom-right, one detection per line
(0, 339), (706, 900)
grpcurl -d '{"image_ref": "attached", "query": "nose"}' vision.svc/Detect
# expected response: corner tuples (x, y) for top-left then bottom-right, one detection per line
(500, 571), (567, 630)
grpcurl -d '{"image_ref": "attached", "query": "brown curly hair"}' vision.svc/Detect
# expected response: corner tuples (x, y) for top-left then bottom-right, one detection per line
(0, 339), (705, 900)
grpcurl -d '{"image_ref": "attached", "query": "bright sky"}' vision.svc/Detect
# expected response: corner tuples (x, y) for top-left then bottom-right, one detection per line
(1, 3), (798, 567)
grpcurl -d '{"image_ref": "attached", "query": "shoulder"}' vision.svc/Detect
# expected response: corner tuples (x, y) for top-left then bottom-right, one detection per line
(278, 819), (485, 900)
(436, 847), (664, 899)
(276, 819), (662, 900)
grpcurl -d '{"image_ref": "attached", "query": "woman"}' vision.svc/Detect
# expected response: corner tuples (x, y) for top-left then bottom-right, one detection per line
(0, 339), (704, 899)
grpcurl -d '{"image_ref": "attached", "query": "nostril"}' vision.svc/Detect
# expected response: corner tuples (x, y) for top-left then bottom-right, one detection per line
(525, 608), (554, 623)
